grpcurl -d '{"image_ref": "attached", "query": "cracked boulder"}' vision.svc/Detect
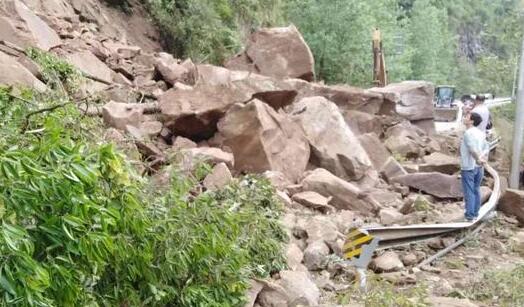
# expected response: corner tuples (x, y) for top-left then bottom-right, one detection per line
(290, 96), (376, 181)
(225, 25), (315, 81)
(216, 100), (309, 182)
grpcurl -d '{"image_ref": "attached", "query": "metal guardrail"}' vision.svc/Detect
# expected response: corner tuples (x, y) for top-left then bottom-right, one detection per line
(343, 138), (502, 270)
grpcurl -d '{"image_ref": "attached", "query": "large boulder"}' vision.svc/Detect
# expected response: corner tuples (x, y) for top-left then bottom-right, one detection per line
(290, 96), (375, 181)
(197, 65), (298, 109)
(159, 85), (243, 140)
(342, 110), (383, 136)
(498, 189), (524, 224)
(102, 101), (143, 130)
(21, 0), (75, 18)
(391, 172), (463, 199)
(0, 0), (61, 51)
(303, 240), (330, 271)
(288, 81), (387, 115)
(419, 152), (460, 174)
(371, 81), (435, 121)
(278, 270), (320, 306)
(301, 168), (380, 215)
(216, 100), (309, 182)
(225, 25), (315, 81)
(384, 121), (426, 158)
(0, 51), (46, 91)
(358, 133), (391, 170)
(154, 53), (196, 86)
(64, 50), (113, 84)
(159, 67), (298, 139)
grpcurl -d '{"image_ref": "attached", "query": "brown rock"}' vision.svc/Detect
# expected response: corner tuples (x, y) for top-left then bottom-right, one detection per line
(292, 191), (333, 213)
(358, 133), (392, 170)
(370, 189), (403, 208)
(182, 147), (234, 168)
(155, 53), (195, 85)
(102, 41), (141, 59)
(371, 81), (435, 121)
(419, 152), (460, 174)
(301, 168), (380, 215)
(391, 172), (463, 199)
(285, 243), (304, 271)
(125, 125), (164, 159)
(384, 122), (426, 158)
(65, 50), (113, 84)
(203, 162), (232, 191)
(257, 280), (288, 307)
(197, 65), (298, 110)
(343, 110), (383, 136)
(498, 189), (524, 224)
(0, 0), (61, 51)
(278, 270), (320, 306)
(303, 240), (330, 271)
(401, 253), (418, 266)
(290, 82), (387, 115)
(217, 100), (309, 182)
(102, 101), (143, 130)
(138, 121), (163, 137)
(20, 0), (75, 18)
(370, 251), (404, 273)
(0, 51), (46, 91)
(245, 279), (264, 307)
(290, 96), (375, 181)
(480, 186), (492, 204)
(172, 136), (197, 150)
(262, 171), (291, 190)
(226, 25), (315, 81)
(159, 85), (243, 140)
(380, 157), (408, 182)
(379, 208), (404, 225)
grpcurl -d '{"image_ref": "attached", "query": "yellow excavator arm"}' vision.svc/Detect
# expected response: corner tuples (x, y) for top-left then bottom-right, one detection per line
(372, 28), (387, 87)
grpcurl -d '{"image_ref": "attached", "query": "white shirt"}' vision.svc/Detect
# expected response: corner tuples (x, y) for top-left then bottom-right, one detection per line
(471, 104), (490, 132)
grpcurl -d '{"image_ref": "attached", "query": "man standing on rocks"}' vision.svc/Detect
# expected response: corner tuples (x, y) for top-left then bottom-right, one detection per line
(460, 112), (489, 222)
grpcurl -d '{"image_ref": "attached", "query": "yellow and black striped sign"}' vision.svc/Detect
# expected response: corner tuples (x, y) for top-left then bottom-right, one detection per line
(343, 228), (374, 260)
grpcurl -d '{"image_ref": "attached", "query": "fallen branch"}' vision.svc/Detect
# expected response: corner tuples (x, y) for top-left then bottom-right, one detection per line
(7, 93), (36, 106)
(22, 102), (72, 132)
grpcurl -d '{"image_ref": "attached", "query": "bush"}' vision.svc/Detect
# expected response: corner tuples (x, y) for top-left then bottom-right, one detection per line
(145, 0), (285, 64)
(462, 264), (524, 306)
(0, 51), (286, 306)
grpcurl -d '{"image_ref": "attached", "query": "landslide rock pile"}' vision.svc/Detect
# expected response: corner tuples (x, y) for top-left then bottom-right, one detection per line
(0, 1), (511, 305)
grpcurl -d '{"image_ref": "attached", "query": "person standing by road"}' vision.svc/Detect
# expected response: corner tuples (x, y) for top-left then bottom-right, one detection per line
(460, 112), (489, 222)
(471, 94), (490, 132)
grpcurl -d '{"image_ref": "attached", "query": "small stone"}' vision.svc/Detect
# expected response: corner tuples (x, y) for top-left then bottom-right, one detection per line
(370, 251), (404, 273)
(401, 253), (418, 266)
(203, 163), (232, 191)
(303, 240), (330, 271)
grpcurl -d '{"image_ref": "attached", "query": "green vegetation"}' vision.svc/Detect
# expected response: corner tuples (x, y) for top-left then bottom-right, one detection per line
(142, 0), (523, 95)
(144, 0), (285, 63)
(0, 51), (286, 306)
(462, 264), (524, 306)
(337, 274), (429, 306)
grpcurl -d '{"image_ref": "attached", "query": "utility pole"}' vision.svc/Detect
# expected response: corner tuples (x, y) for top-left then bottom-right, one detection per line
(510, 36), (524, 189)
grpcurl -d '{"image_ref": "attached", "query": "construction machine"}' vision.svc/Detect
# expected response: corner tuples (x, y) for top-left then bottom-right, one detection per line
(433, 85), (462, 122)
(372, 28), (387, 87)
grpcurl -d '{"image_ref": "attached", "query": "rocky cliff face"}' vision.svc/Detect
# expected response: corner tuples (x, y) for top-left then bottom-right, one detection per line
(0, 1), (516, 306)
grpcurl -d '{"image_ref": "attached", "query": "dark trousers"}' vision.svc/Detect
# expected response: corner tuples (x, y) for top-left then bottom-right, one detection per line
(461, 167), (484, 220)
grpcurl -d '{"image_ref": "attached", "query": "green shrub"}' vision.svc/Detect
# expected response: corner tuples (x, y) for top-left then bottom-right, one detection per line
(0, 50), (286, 305)
(462, 264), (524, 306)
(145, 0), (285, 64)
